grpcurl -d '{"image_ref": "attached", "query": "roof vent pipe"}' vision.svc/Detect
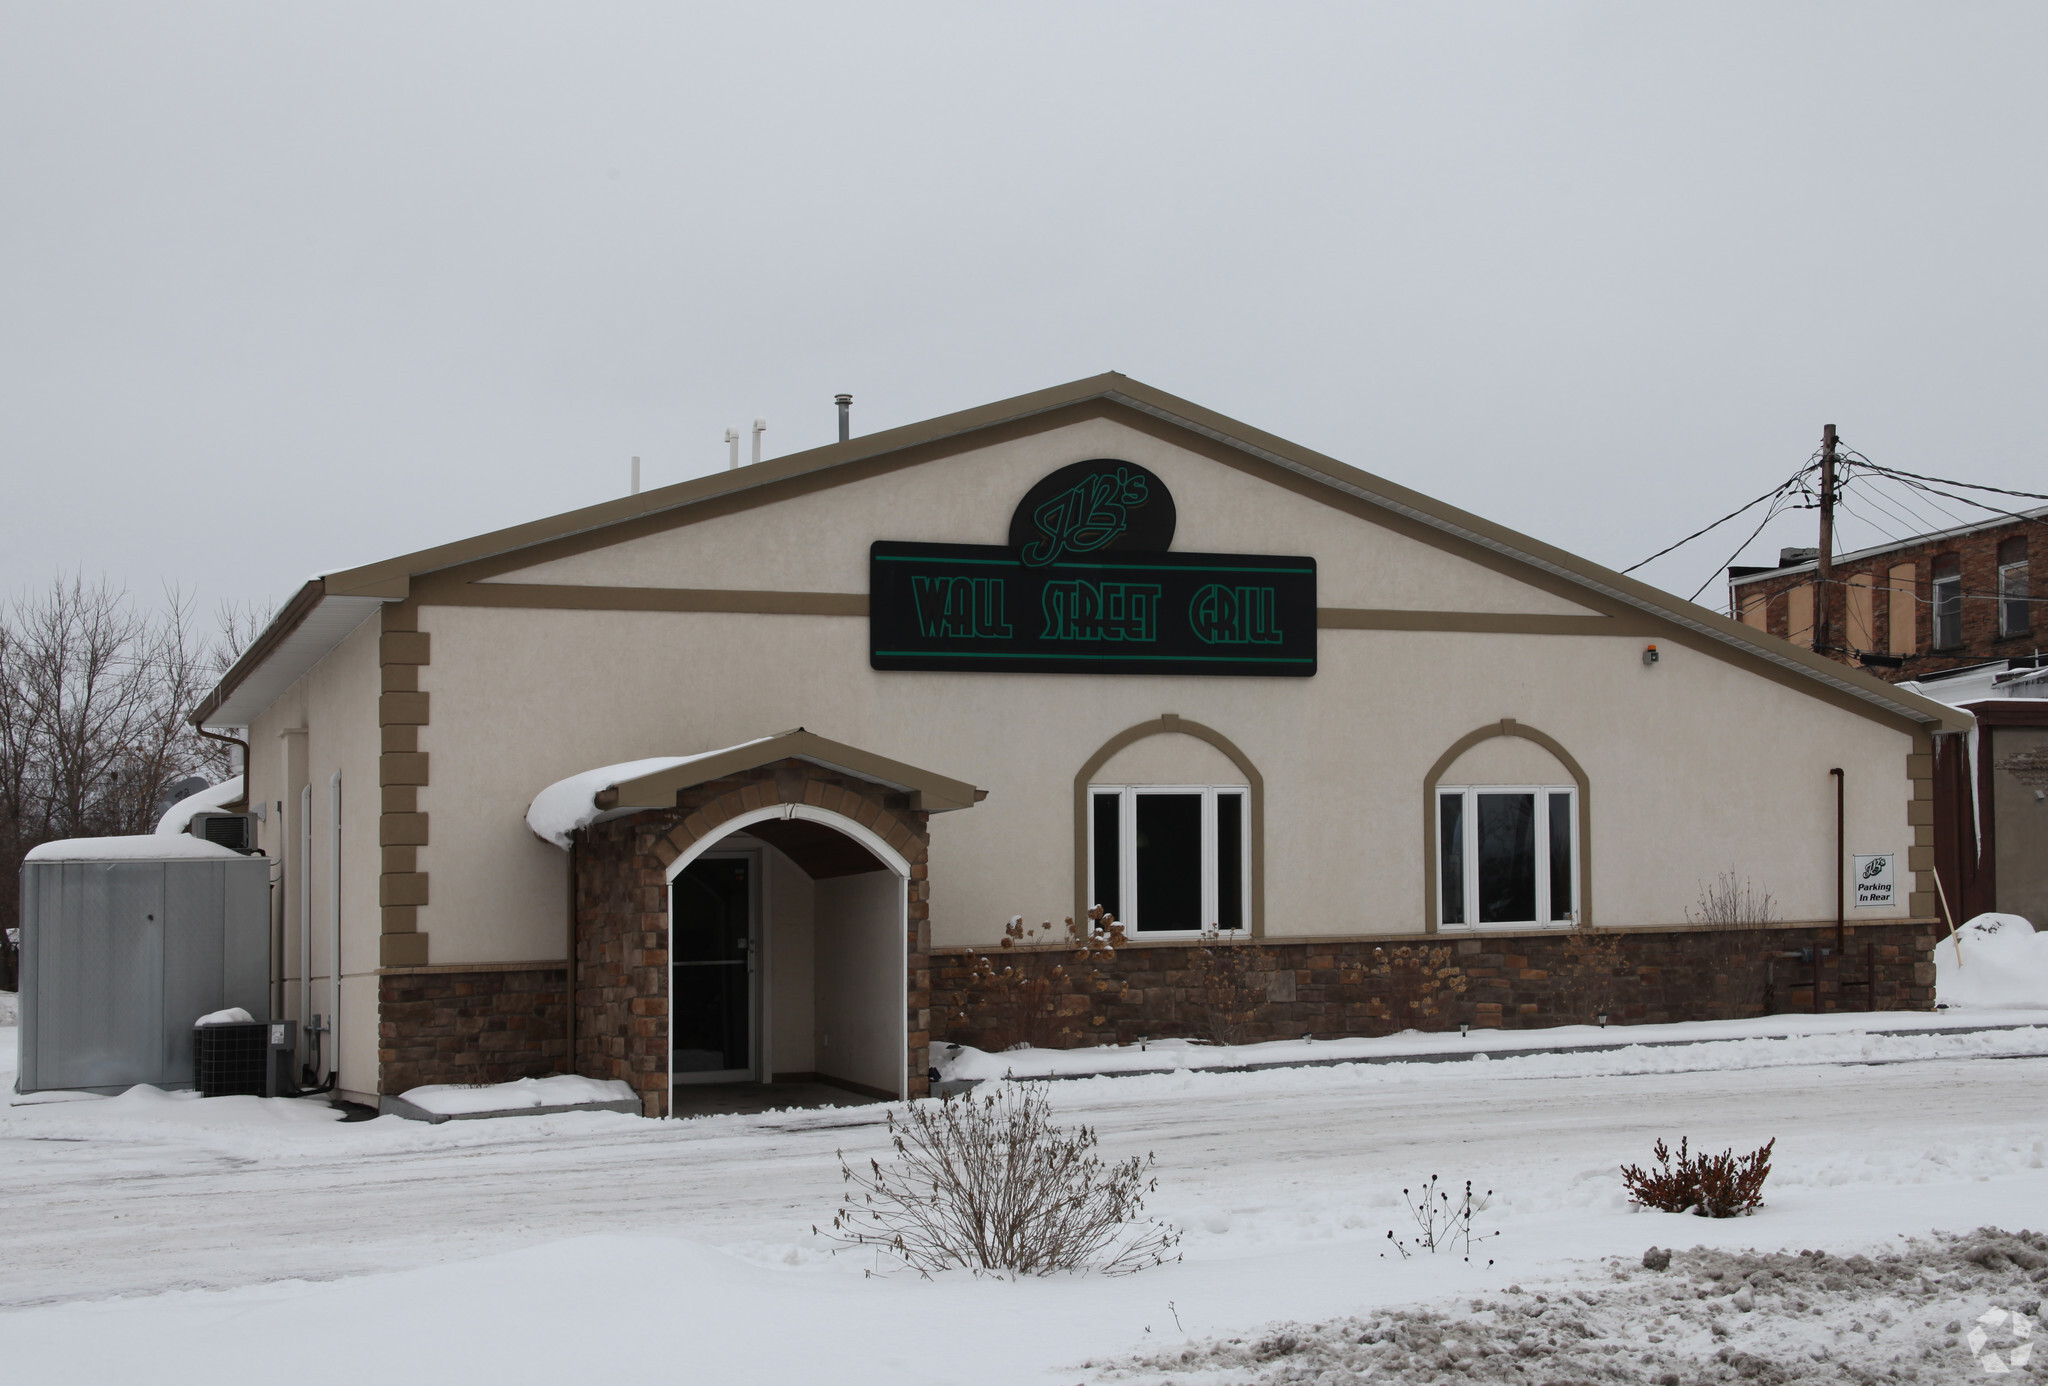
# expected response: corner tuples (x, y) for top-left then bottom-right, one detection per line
(751, 418), (766, 466)
(836, 393), (852, 442)
(630, 455), (640, 495)
(725, 427), (739, 470)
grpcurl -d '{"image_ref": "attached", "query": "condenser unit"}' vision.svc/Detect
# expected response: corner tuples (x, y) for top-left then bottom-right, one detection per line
(187, 811), (259, 854)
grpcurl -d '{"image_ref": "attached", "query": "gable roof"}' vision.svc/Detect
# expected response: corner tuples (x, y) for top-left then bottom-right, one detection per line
(193, 372), (1972, 734)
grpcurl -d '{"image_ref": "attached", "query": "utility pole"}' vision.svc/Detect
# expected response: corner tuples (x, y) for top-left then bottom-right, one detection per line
(1816, 424), (1837, 654)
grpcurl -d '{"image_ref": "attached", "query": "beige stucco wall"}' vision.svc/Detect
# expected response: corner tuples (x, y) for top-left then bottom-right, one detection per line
(485, 418), (1597, 618)
(813, 871), (907, 1097)
(245, 611), (384, 1097)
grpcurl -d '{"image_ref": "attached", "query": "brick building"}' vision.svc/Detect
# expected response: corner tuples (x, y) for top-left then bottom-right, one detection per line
(1727, 509), (2041, 681)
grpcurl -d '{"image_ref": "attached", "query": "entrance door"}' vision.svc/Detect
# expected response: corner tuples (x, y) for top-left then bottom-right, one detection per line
(670, 854), (756, 1084)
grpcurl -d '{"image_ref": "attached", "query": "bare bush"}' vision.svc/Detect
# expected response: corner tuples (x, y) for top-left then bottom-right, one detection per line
(819, 1082), (1181, 1276)
(1383, 1174), (1497, 1263)
(1622, 1136), (1775, 1217)
(948, 906), (1130, 1049)
(1684, 872), (1780, 929)
(1186, 927), (1278, 1045)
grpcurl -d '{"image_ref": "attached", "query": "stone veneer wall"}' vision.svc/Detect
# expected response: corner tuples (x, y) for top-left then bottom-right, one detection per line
(377, 966), (568, 1094)
(572, 759), (933, 1117)
(934, 921), (1937, 1053)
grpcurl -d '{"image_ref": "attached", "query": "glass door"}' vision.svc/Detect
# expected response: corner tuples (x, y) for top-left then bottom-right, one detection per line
(670, 854), (756, 1085)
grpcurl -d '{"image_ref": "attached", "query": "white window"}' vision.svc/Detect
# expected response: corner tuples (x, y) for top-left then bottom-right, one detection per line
(1088, 785), (1247, 934)
(1436, 785), (1577, 930)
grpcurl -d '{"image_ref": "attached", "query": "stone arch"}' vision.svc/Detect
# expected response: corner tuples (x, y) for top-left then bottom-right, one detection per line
(1422, 718), (1592, 932)
(1072, 714), (1266, 935)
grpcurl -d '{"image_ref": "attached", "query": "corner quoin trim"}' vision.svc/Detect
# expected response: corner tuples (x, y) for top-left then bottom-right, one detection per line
(1421, 719), (1594, 935)
(379, 604), (430, 969)
(1071, 714), (1266, 937)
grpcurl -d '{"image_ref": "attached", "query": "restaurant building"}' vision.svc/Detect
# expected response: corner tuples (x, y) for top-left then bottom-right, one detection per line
(191, 375), (1968, 1115)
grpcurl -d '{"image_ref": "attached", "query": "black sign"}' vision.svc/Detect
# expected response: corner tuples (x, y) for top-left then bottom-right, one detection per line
(869, 541), (1316, 677)
(1007, 459), (1176, 562)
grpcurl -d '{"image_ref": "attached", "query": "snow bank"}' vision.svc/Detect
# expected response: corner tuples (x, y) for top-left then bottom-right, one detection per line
(24, 834), (244, 862)
(195, 1008), (255, 1026)
(524, 741), (774, 848)
(937, 1007), (2048, 1082)
(1936, 912), (2048, 1010)
(398, 1074), (639, 1115)
(154, 775), (242, 835)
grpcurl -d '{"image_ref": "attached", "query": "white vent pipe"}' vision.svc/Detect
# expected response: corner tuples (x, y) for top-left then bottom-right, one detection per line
(751, 418), (765, 466)
(630, 455), (640, 495)
(725, 427), (739, 470)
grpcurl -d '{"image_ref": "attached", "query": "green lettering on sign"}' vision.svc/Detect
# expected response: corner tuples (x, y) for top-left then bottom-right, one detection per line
(1040, 580), (1162, 642)
(1189, 585), (1282, 645)
(911, 575), (1014, 639)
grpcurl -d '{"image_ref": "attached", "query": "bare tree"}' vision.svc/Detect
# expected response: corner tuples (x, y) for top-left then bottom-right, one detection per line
(0, 576), (268, 989)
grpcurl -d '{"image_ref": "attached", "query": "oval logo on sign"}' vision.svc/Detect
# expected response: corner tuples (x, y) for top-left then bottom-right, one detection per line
(1007, 459), (1176, 568)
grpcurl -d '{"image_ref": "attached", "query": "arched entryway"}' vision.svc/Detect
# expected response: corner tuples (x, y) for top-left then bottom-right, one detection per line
(540, 730), (982, 1117)
(665, 804), (913, 1108)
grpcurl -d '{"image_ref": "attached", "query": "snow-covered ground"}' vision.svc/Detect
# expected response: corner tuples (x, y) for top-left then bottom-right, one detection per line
(4, 1015), (2047, 1384)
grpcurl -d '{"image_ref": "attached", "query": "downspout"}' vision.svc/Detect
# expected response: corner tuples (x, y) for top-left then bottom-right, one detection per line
(328, 770), (342, 1085)
(1830, 768), (1844, 956)
(300, 783), (313, 1076)
(196, 727), (251, 809)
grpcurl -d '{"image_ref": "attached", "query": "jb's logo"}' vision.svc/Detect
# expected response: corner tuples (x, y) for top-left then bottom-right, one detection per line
(1020, 467), (1150, 567)
(1008, 459), (1178, 567)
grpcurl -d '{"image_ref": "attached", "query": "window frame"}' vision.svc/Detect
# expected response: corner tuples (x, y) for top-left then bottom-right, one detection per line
(1087, 783), (1250, 935)
(1434, 783), (1579, 932)
(1931, 558), (1963, 650)
(1999, 557), (2030, 638)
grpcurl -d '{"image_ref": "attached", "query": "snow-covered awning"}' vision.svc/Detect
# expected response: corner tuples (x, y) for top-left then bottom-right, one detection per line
(524, 728), (984, 848)
(155, 776), (244, 836)
(26, 834), (247, 863)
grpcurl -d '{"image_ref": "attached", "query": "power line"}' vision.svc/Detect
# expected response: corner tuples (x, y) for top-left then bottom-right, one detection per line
(1620, 466), (1811, 575)
(1689, 491), (1793, 605)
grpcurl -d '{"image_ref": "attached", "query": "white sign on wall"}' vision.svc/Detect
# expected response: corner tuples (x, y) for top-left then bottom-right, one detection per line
(1853, 853), (1897, 908)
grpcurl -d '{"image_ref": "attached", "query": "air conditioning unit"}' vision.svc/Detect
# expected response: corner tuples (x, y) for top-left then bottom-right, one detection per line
(188, 811), (259, 854)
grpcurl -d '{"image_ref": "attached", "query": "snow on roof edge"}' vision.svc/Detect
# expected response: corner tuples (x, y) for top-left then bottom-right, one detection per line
(26, 834), (247, 863)
(524, 739), (777, 849)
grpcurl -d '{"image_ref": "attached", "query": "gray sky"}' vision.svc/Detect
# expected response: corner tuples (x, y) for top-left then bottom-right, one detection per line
(4, 3), (2045, 629)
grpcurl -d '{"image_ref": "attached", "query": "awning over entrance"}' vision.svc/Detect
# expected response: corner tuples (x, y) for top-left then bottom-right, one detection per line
(525, 727), (985, 848)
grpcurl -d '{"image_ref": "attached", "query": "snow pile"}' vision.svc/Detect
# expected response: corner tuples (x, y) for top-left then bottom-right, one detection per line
(938, 1009), (2048, 1083)
(399, 1074), (639, 1115)
(154, 775), (242, 835)
(0, 990), (16, 1026)
(1104, 1233), (2048, 1384)
(194, 1007), (256, 1026)
(1937, 913), (2048, 1010)
(524, 741), (774, 848)
(24, 834), (245, 862)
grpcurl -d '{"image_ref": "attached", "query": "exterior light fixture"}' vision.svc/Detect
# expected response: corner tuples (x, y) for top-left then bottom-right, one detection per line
(1642, 644), (1660, 666)
(1460, 1022), (1469, 1038)
(1598, 1012), (1609, 1028)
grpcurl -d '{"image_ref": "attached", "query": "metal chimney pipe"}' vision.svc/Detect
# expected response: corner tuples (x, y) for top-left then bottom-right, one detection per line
(630, 455), (640, 495)
(725, 427), (739, 470)
(835, 393), (852, 442)
(751, 418), (766, 466)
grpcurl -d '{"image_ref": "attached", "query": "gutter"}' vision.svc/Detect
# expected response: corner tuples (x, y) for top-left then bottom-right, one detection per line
(189, 579), (328, 729)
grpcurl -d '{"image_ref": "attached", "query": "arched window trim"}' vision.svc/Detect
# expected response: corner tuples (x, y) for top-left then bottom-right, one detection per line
(1422, 719), (1592, 933)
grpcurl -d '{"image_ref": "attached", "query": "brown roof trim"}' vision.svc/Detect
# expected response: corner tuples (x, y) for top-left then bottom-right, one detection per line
(1959, 700), (2048, 728)
(189, 578), (326, 727)
(200, 371), (1971, 735)
(606, 729), (983, 814)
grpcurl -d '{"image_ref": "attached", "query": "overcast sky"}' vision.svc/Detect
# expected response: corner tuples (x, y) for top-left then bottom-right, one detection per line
(4, 3), (2045, 632)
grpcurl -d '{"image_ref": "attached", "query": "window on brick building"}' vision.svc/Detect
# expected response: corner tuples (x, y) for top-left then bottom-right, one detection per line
(1999, 537), (2030, 638)
(1089, 785), (1246, 933)
(1437, 785), (1576, 930)
(1932, 555), (1962, 650)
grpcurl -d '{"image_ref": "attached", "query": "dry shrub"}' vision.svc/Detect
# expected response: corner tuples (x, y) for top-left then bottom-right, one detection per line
(950, 907), (1129, 1049)
(1383, 1174), (1497, 1263)
(1622, 1136), (1775, 1217)
(1186, 928), (1278, 1045)
(1685, 873), (1781, 929)
(820, 1082), (1181, 1276)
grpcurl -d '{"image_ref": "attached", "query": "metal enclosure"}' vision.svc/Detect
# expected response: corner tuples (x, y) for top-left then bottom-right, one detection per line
(17, 856), (271, 1094)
